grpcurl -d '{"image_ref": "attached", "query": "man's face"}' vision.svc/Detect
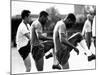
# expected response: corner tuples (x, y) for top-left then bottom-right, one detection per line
(66, 19), (75, 29)
(89, 14), (94, 21)
(26, 13), (32, 24)
(41, 16), (48, 25)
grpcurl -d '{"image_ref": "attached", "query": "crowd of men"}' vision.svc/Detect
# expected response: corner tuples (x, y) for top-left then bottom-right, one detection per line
(15, 9), (96, 72)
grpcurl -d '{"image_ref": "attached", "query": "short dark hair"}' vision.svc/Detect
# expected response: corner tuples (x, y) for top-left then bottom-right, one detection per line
(67, 13), (76, 22)
(21, 10), (31, 19)
(39, 11), (48, 17)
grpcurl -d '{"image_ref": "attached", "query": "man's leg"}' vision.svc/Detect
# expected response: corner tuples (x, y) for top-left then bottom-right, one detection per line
(43, 40), (54, 59)
(87, 33), (96, 61)
(52, 33), (81, 70)
(42, 40), (54, 53)
(31, 45), (44, 71)
(42, 40), (61, 69)
(56, 44), (70, 69)
(69, 32), (91, 56)
(85, 32), (92, 50)
(62, 61), (69, 69)
(24, 54), (31, 72)
(52, 48), (61, 70)
(45, 52), (53, 59)
(79, 39), (92, 56)
(35, 57), (44, 71)
(58, 32), (82, 69)
(18, 43), (31, 72)
(79, 36), (96, 61)
(93, 37), (96, 47)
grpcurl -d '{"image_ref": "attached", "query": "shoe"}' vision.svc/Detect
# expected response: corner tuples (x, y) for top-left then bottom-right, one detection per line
(52, 64), (61, 70)
(45, 53), (53, 59)
(88, 54), (96, 61)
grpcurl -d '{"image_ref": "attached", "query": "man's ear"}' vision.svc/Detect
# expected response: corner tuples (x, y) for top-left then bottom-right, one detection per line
(68, 18), (72, 22)
(26, 16), (29, 19)
(67, 18), (71, 23)
(24, 16), (27, 20)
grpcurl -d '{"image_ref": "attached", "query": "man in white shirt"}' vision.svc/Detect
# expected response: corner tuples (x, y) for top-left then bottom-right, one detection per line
(30, 11), (53, 71)
(82, 14), (93, 50)
(53, 13), (79, 69)
(16, 10), (31, 72)
(81, 14), (96, 61)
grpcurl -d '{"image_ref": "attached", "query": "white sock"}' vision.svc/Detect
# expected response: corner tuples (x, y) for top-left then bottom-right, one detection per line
(79, 39), (92, 56)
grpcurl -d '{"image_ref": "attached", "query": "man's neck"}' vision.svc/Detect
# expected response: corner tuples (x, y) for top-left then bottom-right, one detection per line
(23, 20), (27, 25)
(38, 18), (44, 27)
(63, 20), (68, 30)
(38, 18), (42, 25)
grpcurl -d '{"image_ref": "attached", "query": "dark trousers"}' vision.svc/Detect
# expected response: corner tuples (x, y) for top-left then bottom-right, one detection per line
(85, 32), (92, 49)
(31, 40), (54, 71)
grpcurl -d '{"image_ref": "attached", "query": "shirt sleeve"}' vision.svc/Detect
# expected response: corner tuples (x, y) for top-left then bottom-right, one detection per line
(21, 24), (30, 35)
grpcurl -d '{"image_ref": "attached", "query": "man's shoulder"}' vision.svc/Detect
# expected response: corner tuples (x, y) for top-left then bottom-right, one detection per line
(58, 20), (65, 28)
(57, 20), (63, 24)
(31, 19), (41, 27)
(56, 20), (63, 26)
(85, 19), (90, 24)
(84, 20), (91, 27)
(18, 21), (25, 28)
(54, 20), (65, 31)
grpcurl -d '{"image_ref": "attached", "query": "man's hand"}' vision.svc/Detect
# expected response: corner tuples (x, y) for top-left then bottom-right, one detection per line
(42, 33), (47, 37)
(40, 43), (44, 48)
(74, 48), (79, 55)
(91, 37), (94, 42)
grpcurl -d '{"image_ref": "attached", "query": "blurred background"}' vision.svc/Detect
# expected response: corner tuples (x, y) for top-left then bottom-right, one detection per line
(11, 1), (96, 47)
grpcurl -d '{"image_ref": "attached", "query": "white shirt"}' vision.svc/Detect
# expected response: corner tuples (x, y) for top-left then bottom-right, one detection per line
(92, 16), (96, 37)
(30, 19), (43, 46)
(16, 20), (31, 50)
(53, 20), (68, 52)
(82, 19), (92, 35)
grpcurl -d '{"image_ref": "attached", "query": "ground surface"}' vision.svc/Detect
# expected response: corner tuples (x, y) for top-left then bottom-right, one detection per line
(11, 42), (96, 74)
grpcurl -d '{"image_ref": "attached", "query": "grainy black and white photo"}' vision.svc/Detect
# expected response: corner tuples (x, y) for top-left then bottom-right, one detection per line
(11, 0), (96, 74)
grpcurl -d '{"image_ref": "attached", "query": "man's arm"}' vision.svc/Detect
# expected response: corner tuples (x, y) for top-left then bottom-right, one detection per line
(21, 24), (30, 40)
(35, 23), (53, 41)
(82, 24), (85, 36)
(60, 33), (79, 54)
(24, 32), (30, 40)
(38, 32), (52, 41)
(60, 33), (75, 49)
(82, 20), (88, 36)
